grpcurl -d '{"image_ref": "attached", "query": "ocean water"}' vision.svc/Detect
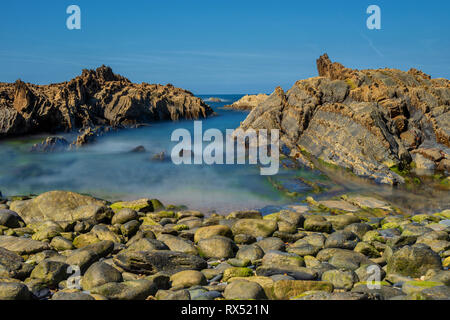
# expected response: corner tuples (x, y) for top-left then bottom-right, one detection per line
(0, 95), (303, 213)
(0, 95), (449, 214)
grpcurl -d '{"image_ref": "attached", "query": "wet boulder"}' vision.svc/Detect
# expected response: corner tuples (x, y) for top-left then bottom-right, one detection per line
(387, 245), (442, 277)
(113, 250), (207, 275)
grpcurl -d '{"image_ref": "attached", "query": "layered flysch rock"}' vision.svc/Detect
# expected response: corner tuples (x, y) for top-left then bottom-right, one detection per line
(0, 66), (214, 138)
(238, 54), (450, 185)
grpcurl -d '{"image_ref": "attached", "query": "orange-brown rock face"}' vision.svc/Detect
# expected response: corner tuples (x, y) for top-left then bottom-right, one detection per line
(223, 94), (269, 111)
(0, 66), (213, 138)
(239, 54), (450, 184)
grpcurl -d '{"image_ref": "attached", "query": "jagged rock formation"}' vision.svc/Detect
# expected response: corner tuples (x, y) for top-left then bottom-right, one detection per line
(0, 66), (213, 138)
(238, 54), (450, 185)
(30, 137), (70, 153)
(224, 94), (268, 110)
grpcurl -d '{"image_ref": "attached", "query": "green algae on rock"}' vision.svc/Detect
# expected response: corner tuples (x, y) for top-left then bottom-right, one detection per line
(0, 189), (448, 301)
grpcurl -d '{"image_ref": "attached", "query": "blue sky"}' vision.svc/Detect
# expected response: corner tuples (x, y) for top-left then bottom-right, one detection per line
(0, 0), (449, 94)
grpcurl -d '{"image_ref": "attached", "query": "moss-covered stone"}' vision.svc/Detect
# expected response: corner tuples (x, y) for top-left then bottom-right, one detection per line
(50, 236), (74, 251)
(231, 219), (277, 238)
(31, 228), (60, 241)
(223, 279), (267, 300)
(194, 225), (232, 243)
(81, 261), (123, 291)
(10, 196), (32, 201)
(303, 216), (332, 233)
(3, 229), (15, 236)
(290, 290), (325, 300)
(226, 258), (251, 268)
(90, 280), (157, 300)
(150, 199), (164, 211)
(29, 260), (69, 286)
(382, 222), (401, 230)
(0, 282), (32, 300)
(402, 280), (444, 295)
(110, 199), (154, 213)
(170, 270), (207, 289)
(362, 230), (385, 243)
(197, 236), (236, 259)
(322, 269), (358, 290)
(389, 165), (410, 177)
(227, 210), (262, 220)
(354, 281), (391, 287)
(222, 267), (254, 282)
(387, 245), (442, 277)
(228, 276), (275, 299)
(168, 205), (189, 211)
(262, 251), (304, 269)
(272, 280), (333, 300)
(434, 210), (450, 220)
(73, 233), (100, 248)
(155, 211), (175, 218)
(304, 255), (321, 268)
(354, 242), (381, 258)
(263, 212), (280, 221)
(173, 224), (189, 232)
(111, 208), (138, 225)
(140, 216), (159, 227)
(412, 214), (440, 224)
(407, 285), (450, 300)
(443, 256), (450, 268)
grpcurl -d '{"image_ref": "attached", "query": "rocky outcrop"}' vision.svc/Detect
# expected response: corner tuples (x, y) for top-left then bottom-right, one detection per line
(224, 94), (268, 110)
(0, 66), (213, 138)
(70, 126), (114, 148)
(237, 54), (450, 184)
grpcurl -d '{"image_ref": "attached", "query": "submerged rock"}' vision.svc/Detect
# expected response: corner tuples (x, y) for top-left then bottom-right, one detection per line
(151, 151), (166, 161)
(70, 126), (109, 148)
(130, 145), (146, 153)
(30, 137), (69, 153)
